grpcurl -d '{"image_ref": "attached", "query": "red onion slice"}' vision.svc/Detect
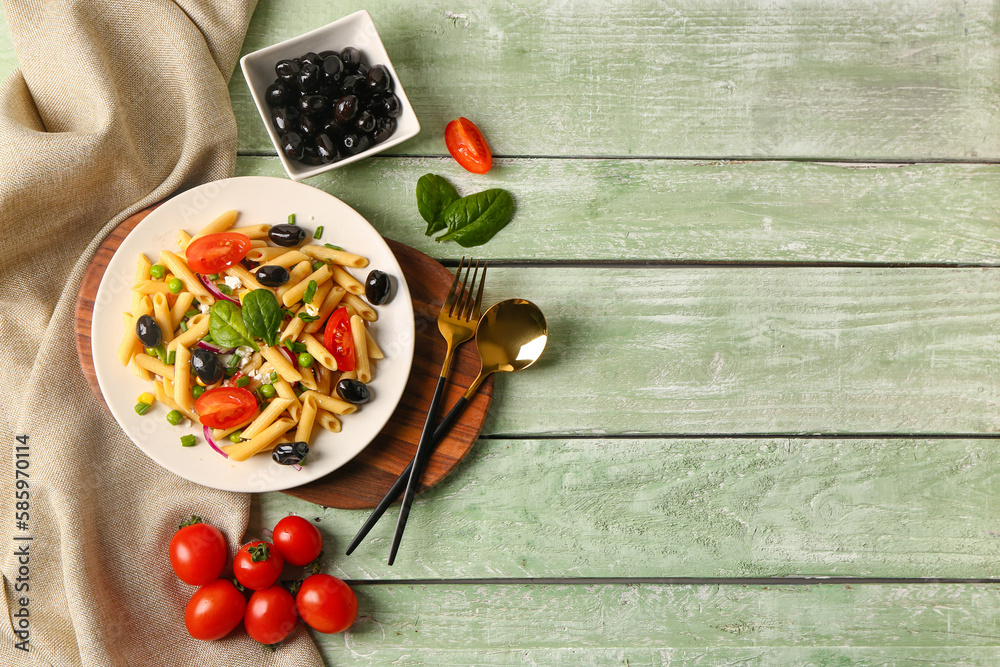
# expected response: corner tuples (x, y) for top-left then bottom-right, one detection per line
(203, 425), (229, 459)
(198, 274), (241, 305)
(195, 340), (234, 354)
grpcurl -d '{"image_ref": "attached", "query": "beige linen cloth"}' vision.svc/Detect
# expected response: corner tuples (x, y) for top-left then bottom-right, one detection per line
(0, 1), (325, 665)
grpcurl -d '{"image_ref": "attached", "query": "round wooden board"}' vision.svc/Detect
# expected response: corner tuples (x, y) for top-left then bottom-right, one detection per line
(75, 206), (493, 509)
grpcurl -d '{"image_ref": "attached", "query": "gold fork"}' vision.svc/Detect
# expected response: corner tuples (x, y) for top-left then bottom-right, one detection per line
(388, 257), (487, 565)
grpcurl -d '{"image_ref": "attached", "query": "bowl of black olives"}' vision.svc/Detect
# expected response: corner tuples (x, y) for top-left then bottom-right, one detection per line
(240, 10), (420, 180)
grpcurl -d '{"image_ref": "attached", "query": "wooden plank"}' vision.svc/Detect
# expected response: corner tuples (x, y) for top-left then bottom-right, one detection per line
(442, 266), (997, 436)
(306, 582), (1000, 665)
(231, 0), (1000, 159)
(256, 438), (1000, 579)
(235, 156), (1000, 264)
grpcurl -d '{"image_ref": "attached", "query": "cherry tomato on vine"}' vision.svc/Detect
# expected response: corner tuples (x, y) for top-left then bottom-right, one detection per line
(195, 386), (258, 429)
(244, 585), (298, 645)
(234, 540), (284, 591)
(445, 117), (493, 174)
(322, 307), (355, 372)
(272, 515), (323, 566)
(185, 232), (252, 274)
(185, 579), (246, 641)
(296, 574), (358, 634)
(169, 518), (227, 586)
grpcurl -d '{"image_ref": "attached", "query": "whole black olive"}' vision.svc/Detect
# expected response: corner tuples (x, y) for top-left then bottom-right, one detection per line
(322, 119), (345, 141)
(190, 348), (224, 385)
(336, 378), (371, 404)
(271, 106), (299, 133)
(279, 132), (305, 160)
(375, 93), (402, 118)
(254, 264), (291, 287)
(315, 133), (339, 163)
(320, 54), (343, 82)
(340, 46), (362, 71)
(298, 113), (321, 137)
(300, 51), (322, 68)
(275, 59), (300, 83)
(265, 82), (289, 107)
(317, 50), (336, 59)
(333, 95), (359, 125)
(269, 223), (307, 247)
(364, 269), (391, 305)
(135, 314), (162, 347)
(372, 116), (396, 144)
(365, 65), (391, 95)
(297, 62), (321, 93)
(340, 132), (372, 156)
(272, 441), (310, 466)
(298, 94), (329, 116)
(354, 110), (375, 134)
(339, 74), (365, 98)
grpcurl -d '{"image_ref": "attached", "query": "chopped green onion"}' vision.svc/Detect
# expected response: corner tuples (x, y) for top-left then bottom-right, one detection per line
(225, 367), (237, 377)
(235, 376), (250, 388)
(134, 402), (151, 416)
(208, 273), (220, 281)
(282, 339), (296, 354)
(150, 264), (166, 280)
(185, 308), (199, 318)
(180, 434), (197, 447)
(311, 261), (325, 272)
(179, 321), (188, 333)
(226, 354), (240, 369)
(145, 347), (158, 356)
(314, 225), (324, 239)
(168, 278), (183, 294)
(297, 313), (319, 323)
(202, 333), (214, 344)
(324, 243), (343, 251)
(217, 284), (233, 295)
(288, 213), (296, 225)
(166, 350), (176, 366)
(281, 308), (295, 319)
(269, 371), (279, 383)
(260, 384), (276, 399)
(294, 341), (308, 354)
(153, 345), (168, 364)
(303, 280), (317, 304)
(166, 410), (184, 425)
(192, 385), (205, 399)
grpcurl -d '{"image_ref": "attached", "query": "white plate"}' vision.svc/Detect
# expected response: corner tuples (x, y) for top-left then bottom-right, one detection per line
(91, 176), (415, 492)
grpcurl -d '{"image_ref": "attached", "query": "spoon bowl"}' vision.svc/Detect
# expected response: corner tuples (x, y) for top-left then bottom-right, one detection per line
(471, 298), (548, 389)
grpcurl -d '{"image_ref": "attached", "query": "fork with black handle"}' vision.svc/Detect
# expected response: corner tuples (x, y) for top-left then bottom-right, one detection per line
(386, 258), (486, 565)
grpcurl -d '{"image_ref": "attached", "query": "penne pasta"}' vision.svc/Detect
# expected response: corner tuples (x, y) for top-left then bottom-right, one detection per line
(343, 293), (376, 322)
(191, 210), (238, 240)
(132, 279), (171, 295)
(315, 409), (341, 433)
(329, 264), (364, 295)
(173, 344), (192, 412)
(225, 263), (269, 292)
(260, 345), (302, 383)
(168, 314), (209, 351)
(240, 398), (293, 441)
(295, 394), (319, 443)
(133, 254), (151, 312)
(365, 327), (384, 360)
(135, 353), (174, 380)
(277, 261), (312, 302)
(152, 293), (173, 344)
(246, 246), (287, 263)
(160, 250), (213, 302)
(282, 264), (332, 307)
(230, 224), (270, 239)
(350, 315), (371, 383)
(301, 244), (369, 268)
(263, 250), (310, 269)
(300, 333), (337, 371)
(118, 298), (152, 366)
(176, 229), (192, 251)
(304, 391), (358, 416)
(170, 292), (195, 330)
(314, 364), (331, 395)
(304, 285), (346, 333)
(153, 381), (199, 422)
(299, 364), (318, 391)
(222, 417), (296, 462)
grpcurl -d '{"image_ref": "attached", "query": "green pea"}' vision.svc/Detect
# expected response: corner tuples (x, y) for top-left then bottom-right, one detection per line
(166, 410), (184, 425)
(180, 434), (197, 447)
(168, 278), (183, 294)
(229, 430), (244, 443)
(192, 385), (205, 399)
(298, 352), (314, 368)
(260, 383), (276, 399)
(150, 264), (166, 280)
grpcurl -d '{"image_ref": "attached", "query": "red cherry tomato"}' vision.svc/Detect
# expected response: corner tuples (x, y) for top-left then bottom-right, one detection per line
(185, 579), (247, 641)
(234, 540), (284, 591)
(322, 307), (355, 372)
(195, 386), (258, 429)
(185, 232), (252, 274)
(169, 519), (228, 586)
(445, 117), (493, 174)
(272, 515), (323, 566)
(244, 585), (298, 645)
(296, 574), (358, 634)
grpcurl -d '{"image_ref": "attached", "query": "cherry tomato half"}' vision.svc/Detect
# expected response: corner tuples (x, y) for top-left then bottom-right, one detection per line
(445, 117), (493, 174)
(185, 232), (252, 274)
(169, 520), (228, 586)
(322, 307), (355, 372)
(296, 574), (358, 634)
(185, 579), (246, 641)
(195, 386), (258, 429)
(244, 585), (298, 645)
(272, 515), (323, 566)
(234, 540), (284, 591)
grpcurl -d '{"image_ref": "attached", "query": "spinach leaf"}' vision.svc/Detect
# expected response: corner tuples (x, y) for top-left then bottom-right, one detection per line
(437, 189), (515, 247)
(241, 289), (281, 348)
(416, 173), (460, 236)
(209, 301), (259, 352)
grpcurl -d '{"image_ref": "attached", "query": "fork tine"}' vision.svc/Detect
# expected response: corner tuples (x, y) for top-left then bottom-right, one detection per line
(460, 260), (481, 321)
(472, 262), (487, 321)
(443, 256), (466, 314)
(451, 258), (474, 318)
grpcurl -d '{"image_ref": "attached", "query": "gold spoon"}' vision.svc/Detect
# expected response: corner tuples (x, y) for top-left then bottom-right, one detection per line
(346, 298), (548, 556)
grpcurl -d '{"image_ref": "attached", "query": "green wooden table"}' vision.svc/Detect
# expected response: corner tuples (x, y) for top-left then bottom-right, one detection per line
(7, 1), (1000, 663)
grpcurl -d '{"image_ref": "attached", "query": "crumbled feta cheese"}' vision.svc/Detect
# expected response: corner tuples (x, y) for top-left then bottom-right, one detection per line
(224, 275), (242, 290)
(235, 346), (254, 368)
(199, 303), (211, 314)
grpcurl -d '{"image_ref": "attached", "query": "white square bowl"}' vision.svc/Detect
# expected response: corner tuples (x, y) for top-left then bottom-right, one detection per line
(240, 10), (420, 180)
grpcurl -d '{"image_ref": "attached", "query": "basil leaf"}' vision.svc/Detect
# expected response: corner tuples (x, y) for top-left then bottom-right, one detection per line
(416, 173), (459, 236)
(209, 301), (259, 352)
(241, 289), (281, 348)
(437, 189), (515, 247)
